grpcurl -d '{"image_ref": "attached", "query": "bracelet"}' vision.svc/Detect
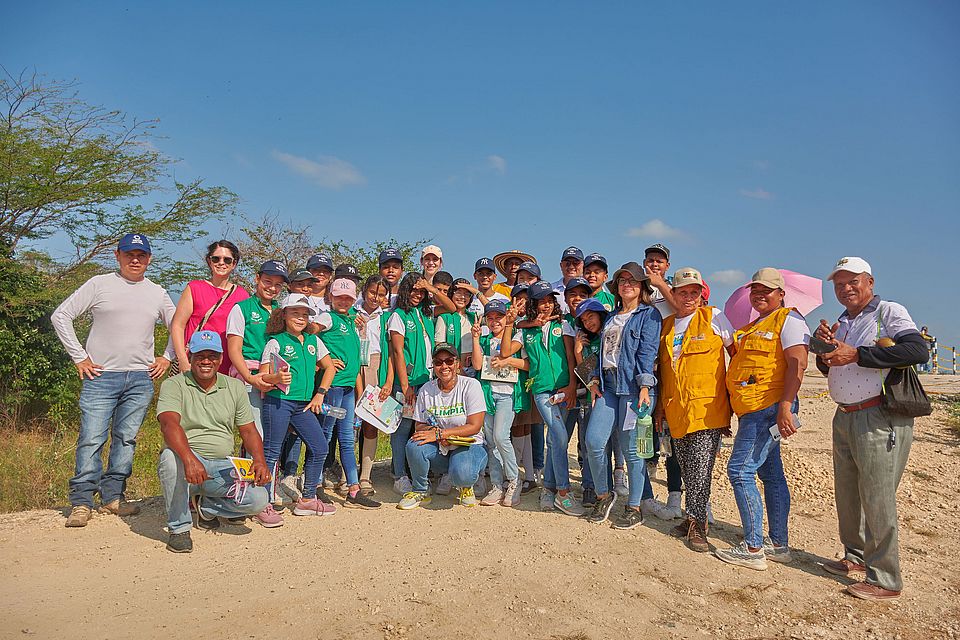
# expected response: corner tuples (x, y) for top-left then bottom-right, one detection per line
(435, 427), (442, 442)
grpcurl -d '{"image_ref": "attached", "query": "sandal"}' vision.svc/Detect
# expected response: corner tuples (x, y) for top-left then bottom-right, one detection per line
(359, 479), (376, 496)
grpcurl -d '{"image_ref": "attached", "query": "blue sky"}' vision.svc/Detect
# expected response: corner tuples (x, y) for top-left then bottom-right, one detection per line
(6, 2), (960, 350)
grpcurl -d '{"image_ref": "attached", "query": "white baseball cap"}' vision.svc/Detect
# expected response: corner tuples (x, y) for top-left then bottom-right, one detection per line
(827, 257), (872, 281)
(421, 245), (443, 260)
(280, 294), (316, 316)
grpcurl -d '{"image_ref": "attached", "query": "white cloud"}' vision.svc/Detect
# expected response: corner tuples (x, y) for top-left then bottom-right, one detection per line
(271, 150), (366, 189)
(487, 154), (507, 175)
(708, 269), (747, 285)
(626, 219), (689, 240)
(739, 187), (774, 200)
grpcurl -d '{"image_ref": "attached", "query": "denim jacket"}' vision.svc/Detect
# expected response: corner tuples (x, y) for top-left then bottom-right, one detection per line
(598, 303), (662, 396)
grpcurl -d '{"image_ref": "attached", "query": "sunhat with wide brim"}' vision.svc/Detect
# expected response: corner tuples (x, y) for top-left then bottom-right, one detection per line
(493, 250), (536, 278)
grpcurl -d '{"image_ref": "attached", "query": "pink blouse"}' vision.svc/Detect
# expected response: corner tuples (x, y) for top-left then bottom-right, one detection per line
(184, 280), (250, 373)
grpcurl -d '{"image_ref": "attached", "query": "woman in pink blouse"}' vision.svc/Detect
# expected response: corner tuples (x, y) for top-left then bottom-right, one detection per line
(171, 240), (250, 373)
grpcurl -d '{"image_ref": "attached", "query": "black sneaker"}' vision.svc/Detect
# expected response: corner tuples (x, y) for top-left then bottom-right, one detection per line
(587, 493), (616, 524)
(582, 488), (598, 508)
(315, 489), (336, 505)
(192, 496), (221, 531)
(344, 492), (382, 510)
(611, 507), (643, 530)
(166, 532), (193, 553)
(521, 480), (538, 495)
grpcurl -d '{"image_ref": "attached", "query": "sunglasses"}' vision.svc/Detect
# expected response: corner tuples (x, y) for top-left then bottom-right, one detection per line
(433, 356), (457, 366)
(208, 255), (235, 265)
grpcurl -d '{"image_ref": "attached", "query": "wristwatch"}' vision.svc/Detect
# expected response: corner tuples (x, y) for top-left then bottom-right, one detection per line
(316, 386), (328, 395)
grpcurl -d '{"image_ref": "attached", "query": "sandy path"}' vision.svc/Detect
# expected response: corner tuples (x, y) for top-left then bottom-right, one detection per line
(2, 372), (959, 640)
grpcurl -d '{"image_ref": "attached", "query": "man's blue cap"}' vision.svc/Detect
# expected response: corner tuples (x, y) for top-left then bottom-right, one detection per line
(575, 297), (608, 318)
(564, 276), (592, 294)
(188, 330), (223, 354)
(378, 247), (403, 266)
(117, 233), (151, 254)
(584, 253), (607, 269)
(306, 253), (333, 271)
(484, 299), (509, 315)
(528, 280), (557, 300)
(474, 257), (495, 273)
(517, 261), (541, 278)
(561, 246), (584, 262)
(511, 283), (530, 298)
(259, 260), (289, 281)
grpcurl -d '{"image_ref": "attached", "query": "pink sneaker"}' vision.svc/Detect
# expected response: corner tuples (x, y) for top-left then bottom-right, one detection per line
(293, 498), (337, 516)
(254, 504), (284, 528)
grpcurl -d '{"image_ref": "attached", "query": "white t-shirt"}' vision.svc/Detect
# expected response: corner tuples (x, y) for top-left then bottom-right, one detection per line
(486, 335), (525, 395)
(308, 295), (329, 315)
(314, 311), (334, 332)
(671, 308), (735, 361)
(414, 376), (487, 449)
(225, 303), (247, 337)
(650, 288), (674, 319)
(467, 291), (509, 319)
(260, 335), (330, 365)
(601, 313), (631, 370)
(362, 306), (385, 356)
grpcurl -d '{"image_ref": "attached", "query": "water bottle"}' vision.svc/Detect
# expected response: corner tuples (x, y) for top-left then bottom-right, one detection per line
(425, 411), (439, 427)
(636, 415), (655, 459)
(659, 422), (673, 457)
(549, 392), (566, 405)
(319, 403), (347, 419)
(353, 416), (362, 429)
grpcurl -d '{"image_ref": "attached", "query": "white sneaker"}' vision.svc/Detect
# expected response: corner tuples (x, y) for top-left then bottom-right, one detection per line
(279, 474), (302, 503)
(664, 491), (683, 519)
(613, 468), (629, 497)
(640, 497), (679, 520)
(706, 502), (715, 525)
(502, 479), (522, 507)
(539, 489), (556, 511)
(393, 476), (413, 494)
(436, 473), (453, 495)
(480, 485), (504, 506)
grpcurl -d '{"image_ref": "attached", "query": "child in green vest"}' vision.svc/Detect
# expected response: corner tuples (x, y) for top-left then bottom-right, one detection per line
(435, 278), (475, 370)
(584, 253), (616, 312)
(356, 275), (391, 494)
(471, 299), (529, 507)
(256, 294), (342, 527)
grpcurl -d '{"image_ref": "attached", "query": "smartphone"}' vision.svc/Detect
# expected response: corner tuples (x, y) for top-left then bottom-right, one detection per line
(809, 335), (837, 355)
(770, 415), (802, 442)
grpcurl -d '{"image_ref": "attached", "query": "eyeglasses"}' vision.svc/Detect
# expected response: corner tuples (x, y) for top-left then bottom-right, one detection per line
(208, 255), (235, 265)
(433, 356), (457, 366)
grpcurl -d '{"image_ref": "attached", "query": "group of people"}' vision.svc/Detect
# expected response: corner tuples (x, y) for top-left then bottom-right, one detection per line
(51, 233), (928, 602)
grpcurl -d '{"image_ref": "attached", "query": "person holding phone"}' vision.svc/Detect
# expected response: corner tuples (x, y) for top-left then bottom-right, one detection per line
(714, 268), (809, 571)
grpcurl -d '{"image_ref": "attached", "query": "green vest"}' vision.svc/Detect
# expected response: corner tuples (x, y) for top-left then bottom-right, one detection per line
(476, 334), (529, 414)
(266, 331), (320, 402)
(319, 311), (360, 388)
(438, 311), (474, 354)
(236, 296), (277, 364)
(375, 311), (392, 387)
(593, 290), (616, 312)
(521, 321), (570, 394)
(381, 307), (434, 388)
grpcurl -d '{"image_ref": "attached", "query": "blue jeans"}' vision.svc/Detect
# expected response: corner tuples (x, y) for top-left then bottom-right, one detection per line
(484, 391), (518, 486)
(158, 449), (269, 534)
(406, 440), (488, 493)
(391, 384), (421, 479)
(320, 386), (359, 486)
(534, 392), (573, 492)
(585, 372), (655, 506)
(280, 433), (302, 476)
(728, 402), (795, 548)
(262, 396), (328, 499)
(531, 422), (545, 470)
(244, 385), (264, 437)
(70, 371), (154, 507)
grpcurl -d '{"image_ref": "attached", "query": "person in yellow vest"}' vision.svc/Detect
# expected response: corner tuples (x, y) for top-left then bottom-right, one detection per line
(654, 268), (735, 552)
(492, 250), (535, 298)
(714, 268), (810, 571)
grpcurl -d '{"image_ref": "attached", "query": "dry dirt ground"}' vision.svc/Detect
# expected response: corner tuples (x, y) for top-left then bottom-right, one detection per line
(2, 371), (959, 640)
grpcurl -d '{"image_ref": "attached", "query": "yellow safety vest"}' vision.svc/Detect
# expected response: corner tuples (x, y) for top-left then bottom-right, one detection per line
(726, 306), (794, 416)
(659, 307), (732, 438)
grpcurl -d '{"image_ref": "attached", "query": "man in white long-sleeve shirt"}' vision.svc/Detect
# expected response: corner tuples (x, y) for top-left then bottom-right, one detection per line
(51, 233), (176, 528)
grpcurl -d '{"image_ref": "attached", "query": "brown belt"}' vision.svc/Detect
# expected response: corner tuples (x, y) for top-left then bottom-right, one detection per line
(838, 396), (882, 413)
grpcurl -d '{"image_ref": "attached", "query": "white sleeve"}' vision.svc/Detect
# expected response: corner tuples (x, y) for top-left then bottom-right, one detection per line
(463, 378), (487, 416)
(562, 320), (576, 337)
(387, 313), (406, 336)
(413, 386), (430, 423)
(315, 339), (330, 360)
(434, 316), (447, 345)
(260, 339), (280, 366)
(225, 305), (246, 337)
(879, 301), (919, 339)
(710, 309), (735, 347)
(780, 312), (811, 349)
(459, 319), (473, 354)
(50, 278), (99, 363)
(366, 315), (382, 354)
(315, 312), (332, 332)
(159, 290), (178, 362)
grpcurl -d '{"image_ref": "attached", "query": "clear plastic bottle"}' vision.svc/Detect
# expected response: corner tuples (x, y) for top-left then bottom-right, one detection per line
(319, 403), (347, 419)
(659, 425), (673, 457)
(549, 392), (566, 405)
(636, 414), (655, 459)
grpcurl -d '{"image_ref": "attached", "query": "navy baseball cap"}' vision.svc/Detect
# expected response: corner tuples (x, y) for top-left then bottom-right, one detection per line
(258, 260), (289, 281)
(378, 247), (403, 266)
(188, 330), (223, 354)
(584, 253), (608, 269)
(575, 297), (608, 318)
(306, 253), (333, 271)
(117, 233), (151, 254)
(528, 280), (557, 300)
(517, 261), (541, 278)
(511, 283), (530, 298)
(484, 299), (509, 315)
(334, 263), (360, 282)
(645, 243), (670, 260)
(474, 257), (495, 273)
(561, 246), (584, 262)
(564, 276), (592, 295)
(289, 269), (318, 282)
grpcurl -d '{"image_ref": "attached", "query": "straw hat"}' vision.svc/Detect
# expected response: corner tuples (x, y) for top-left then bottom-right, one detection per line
(492, 250), (536, 278)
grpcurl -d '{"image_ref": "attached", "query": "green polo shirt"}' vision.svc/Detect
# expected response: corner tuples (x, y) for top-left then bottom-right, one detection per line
(157, 372), (254, 459)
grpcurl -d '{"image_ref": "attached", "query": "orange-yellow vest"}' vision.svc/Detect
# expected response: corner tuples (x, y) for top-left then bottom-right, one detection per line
(726, 306), (794, 416)
(659, 307), (732, 439)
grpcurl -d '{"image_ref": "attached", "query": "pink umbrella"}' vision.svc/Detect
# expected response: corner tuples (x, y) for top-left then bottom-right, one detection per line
(723, 269), (823, 330)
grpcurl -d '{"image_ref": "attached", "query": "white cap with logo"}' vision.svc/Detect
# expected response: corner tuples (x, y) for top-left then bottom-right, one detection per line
(827, 257), (872, 281)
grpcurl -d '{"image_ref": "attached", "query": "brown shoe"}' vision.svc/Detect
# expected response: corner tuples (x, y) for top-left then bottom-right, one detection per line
(686, 520), (710, 553)
(99, 499), (141, 516)
(823, 558), (867, 578)
(846, 581), (901, 601)
(672, 518), (692, 538)
(65, 505), (92, 528)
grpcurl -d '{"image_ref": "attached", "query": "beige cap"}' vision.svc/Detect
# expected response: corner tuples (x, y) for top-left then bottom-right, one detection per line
(421, 245), (443, 260)
(671, 267), (703, 288)
(747, 267), (785, 290)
